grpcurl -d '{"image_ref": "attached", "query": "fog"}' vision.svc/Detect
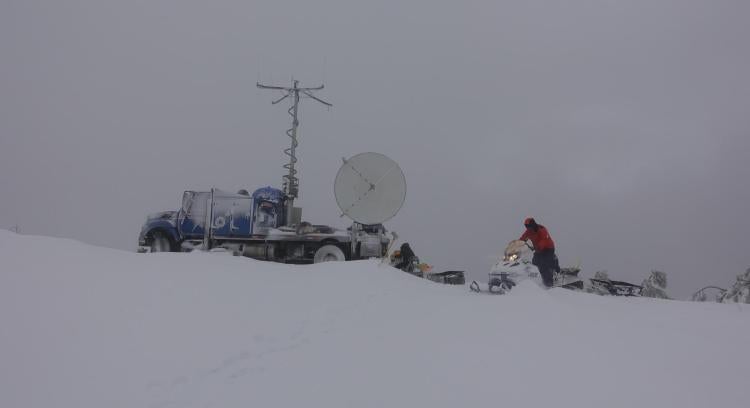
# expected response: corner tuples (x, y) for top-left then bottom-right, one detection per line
(2, 0), (749, 298)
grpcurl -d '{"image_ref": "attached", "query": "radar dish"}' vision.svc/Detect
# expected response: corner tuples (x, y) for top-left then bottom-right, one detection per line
(334, 152), (406, 225)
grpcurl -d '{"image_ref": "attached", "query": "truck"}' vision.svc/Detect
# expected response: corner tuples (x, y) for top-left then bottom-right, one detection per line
(137, 186), (391, 263)
(138, 80), (394, 263)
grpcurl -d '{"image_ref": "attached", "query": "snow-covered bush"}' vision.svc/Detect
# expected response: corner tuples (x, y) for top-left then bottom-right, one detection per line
(585, 270), (612, 295)
(593, 270), (610, 281)
(691, 286), (727, 302)
(720, 268), (750, 304)
(640, 270), (670, 299)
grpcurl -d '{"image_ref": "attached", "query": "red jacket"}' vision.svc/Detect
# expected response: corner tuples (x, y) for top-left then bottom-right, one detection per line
(520, 225), (555, 252)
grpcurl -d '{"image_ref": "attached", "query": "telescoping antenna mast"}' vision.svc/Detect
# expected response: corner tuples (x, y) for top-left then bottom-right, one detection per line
(257, 79), (332, 226)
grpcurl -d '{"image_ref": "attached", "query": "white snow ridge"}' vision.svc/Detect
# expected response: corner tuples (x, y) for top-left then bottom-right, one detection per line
(1, 229), (748, 408)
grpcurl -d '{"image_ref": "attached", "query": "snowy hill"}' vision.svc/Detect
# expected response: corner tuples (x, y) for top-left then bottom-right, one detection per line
(1, 230), (748, 408)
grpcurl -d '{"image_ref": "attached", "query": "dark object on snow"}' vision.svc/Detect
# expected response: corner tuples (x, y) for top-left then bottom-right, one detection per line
(426, 270), (465, 285)
(590, 279), (643, 296)
(469, 272), (517, 294)
(560, 267), (580, 277)
(469, 271), (582, 294)
(558, 267), (584, 289)
(394, 243), (416, 271)
(561, 280), (585, 290)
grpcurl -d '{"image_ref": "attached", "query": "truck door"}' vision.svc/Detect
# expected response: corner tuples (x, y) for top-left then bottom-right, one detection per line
(211, 195), (253, 238)
(177, 191), (210, 239)
(229, 197), (253, 236)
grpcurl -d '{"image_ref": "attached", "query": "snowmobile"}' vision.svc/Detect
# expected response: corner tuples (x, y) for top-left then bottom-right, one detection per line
(469, 240), (584, 294)
(389, 250), (465, 285)
(589, 278), (643, 296)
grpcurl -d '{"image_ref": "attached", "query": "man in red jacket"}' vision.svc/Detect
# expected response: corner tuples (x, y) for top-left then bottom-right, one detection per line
(519, 217), (560, 287)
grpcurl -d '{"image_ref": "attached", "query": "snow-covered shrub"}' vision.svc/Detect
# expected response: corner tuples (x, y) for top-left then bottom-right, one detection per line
(593, 270), (610, 281)
(692, 290), (708, 302)
(585, 270), (612, 295)
(720, 268), (750, 304)
(640, 270), (670, 299)
(691, 286), (727, 302)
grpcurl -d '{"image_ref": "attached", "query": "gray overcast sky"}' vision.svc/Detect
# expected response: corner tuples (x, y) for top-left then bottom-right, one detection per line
(2, 0), (749, 298)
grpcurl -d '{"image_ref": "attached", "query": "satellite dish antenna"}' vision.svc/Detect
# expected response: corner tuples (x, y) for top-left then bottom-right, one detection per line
(334, 152), (406, 225)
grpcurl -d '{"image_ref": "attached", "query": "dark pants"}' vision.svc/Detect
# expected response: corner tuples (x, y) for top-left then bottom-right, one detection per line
(395, 257), (414, 272)
(533, 248), (559, 287)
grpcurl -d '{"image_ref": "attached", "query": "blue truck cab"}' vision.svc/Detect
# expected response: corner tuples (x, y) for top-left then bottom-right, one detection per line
(138, 186), (390, 263)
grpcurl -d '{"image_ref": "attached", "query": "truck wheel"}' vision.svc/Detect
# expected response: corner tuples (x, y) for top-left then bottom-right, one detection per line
(150, 231), (172, 253)
(313, 245), (346, 263)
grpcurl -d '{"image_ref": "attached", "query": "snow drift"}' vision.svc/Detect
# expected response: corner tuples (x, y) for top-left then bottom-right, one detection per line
(1, 230), (748, 408)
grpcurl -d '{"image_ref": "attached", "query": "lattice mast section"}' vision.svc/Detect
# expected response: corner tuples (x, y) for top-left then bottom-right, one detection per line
(257, 80), (332, 225)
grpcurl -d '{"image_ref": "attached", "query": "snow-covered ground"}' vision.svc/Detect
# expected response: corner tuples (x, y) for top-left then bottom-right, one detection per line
(1, 230), (748, 408)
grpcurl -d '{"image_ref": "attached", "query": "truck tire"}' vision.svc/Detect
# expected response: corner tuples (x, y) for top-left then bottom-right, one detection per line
(313, 244), (346, 263)
(150, 231), (172, 253)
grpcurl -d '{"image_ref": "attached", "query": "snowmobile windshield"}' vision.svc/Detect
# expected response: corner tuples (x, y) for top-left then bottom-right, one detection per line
(503, 240), (530, 261)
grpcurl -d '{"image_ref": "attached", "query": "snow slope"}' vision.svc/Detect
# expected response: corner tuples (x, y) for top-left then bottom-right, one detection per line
(1, 230), (748, 408)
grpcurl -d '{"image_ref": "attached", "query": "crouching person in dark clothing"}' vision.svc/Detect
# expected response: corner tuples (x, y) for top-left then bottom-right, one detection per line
(519, 217), (560, 288)
(394, 242), (416, 272)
